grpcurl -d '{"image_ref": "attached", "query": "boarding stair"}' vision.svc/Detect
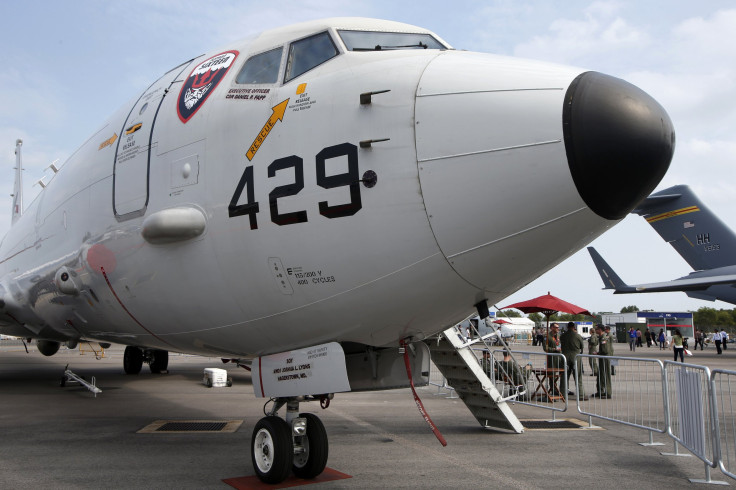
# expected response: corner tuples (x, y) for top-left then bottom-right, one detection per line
(427, 326), (524, 433)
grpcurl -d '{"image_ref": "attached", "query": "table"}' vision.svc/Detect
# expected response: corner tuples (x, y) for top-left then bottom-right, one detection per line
(531, 367), (565, 402)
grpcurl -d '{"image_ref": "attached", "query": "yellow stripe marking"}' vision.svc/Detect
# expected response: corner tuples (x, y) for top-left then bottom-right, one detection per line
(646, 206), (699, 223)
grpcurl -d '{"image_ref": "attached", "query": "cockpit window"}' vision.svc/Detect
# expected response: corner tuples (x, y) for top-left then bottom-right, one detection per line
(236, 47), (283, 84)
(338, 30), (446, 51)
(284, 32), (338, 82)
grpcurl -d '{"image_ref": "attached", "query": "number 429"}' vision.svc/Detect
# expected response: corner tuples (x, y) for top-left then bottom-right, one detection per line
(228, 142), (362, 229)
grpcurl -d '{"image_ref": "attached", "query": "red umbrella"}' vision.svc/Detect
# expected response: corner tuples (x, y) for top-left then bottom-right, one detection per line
(501, 292), (591, 317)
(492, 319), (511, 324)
(501, 292), (591, 339)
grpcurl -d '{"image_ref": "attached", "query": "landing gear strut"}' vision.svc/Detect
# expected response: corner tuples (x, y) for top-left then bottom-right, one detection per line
(122, 346), (168, 374)
(251, 396), (330, 484)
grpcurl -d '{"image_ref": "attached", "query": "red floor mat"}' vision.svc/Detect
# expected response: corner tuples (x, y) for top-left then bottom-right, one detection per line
(223, 467), (352, 489)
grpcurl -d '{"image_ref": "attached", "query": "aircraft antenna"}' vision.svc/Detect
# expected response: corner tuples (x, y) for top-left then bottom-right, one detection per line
(11, 139), (23, 225)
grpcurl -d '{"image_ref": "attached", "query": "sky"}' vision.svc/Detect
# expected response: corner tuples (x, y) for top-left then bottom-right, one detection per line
(1, 1), (735, 316)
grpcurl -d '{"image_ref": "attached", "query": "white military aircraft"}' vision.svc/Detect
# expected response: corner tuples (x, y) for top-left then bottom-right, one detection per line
(1, 18), (674, 483)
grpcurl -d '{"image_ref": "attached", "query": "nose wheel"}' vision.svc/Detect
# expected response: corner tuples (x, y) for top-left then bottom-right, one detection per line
(292, 412), (328, 478)
(251, 398), (330, 484)
(251, 416), (293, 484)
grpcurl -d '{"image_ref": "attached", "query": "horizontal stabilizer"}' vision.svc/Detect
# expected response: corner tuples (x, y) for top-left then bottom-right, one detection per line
(588, 247), (736, 299)
(625, 272), (736, 293)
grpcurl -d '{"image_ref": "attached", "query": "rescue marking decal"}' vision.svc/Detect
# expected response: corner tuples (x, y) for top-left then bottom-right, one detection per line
(646, 206), (699, 223)
(246, 99), (289, 161)
(288, 84), (316, 113)
(98, 133), (118, 151)
(177, 50), (239, 123)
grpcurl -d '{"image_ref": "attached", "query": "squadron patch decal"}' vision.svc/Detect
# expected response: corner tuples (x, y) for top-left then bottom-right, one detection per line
(177, 50), (239, 123)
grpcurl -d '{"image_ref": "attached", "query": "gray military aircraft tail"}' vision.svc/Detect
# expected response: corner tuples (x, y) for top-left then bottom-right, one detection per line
(589, 185), (736, 305)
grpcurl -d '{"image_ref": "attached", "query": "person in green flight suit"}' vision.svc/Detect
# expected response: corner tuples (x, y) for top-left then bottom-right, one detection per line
(495, 350), (527, 397)
(543, 323), (563, 398)
(593, 324), (613, 398)
(605, 325), (616, 375)
(480, 349), (493, 377)
(560, 322), (588, 401)
(587, 329), (599, 377)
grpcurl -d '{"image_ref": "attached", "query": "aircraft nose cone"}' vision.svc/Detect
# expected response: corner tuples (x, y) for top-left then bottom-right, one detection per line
(563, 71), (675, 220)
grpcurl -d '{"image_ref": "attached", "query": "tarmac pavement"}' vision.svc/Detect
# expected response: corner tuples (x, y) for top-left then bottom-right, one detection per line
(0, 340), (734, 489)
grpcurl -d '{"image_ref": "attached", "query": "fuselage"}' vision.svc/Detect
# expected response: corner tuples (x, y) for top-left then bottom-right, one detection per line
(0, 18), (674, 357)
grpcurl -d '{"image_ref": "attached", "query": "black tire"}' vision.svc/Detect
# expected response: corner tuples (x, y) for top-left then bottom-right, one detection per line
(123, 346), (143, 375)
(205, 377), (212, 388)
(149, 350), (169, 374)
(251, 416), (293, 484)
(292, 413), (328, 479)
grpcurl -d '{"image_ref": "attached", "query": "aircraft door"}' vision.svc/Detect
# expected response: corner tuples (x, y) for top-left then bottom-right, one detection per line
(113, 66), (187, 220)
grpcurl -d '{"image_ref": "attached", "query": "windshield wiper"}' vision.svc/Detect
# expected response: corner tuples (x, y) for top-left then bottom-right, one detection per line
(353, 42), (429, 51)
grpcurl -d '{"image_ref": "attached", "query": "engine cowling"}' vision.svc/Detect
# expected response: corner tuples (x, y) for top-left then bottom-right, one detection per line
(37, 340), (61, 357)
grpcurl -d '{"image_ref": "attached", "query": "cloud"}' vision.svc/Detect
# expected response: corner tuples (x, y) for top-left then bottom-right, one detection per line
(0, 67), (67, 133)
(512, 1), (649, 69)
(502, 5), (736, 227)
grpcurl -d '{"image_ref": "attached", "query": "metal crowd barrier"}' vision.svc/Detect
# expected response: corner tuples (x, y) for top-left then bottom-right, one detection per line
(663, 361), (727, 484)
(428, 342), (736, 484)
(492, 349), (568, 413)
(711, 369), (736, 480)
(577, 354), (667, 440)
(427, 361), (457, 398)
(664, 362), (715, 466)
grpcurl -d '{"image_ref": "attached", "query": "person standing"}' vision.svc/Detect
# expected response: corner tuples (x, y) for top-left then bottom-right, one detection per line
(658, 329), (666, 350)
(543, 323), (563, 398)
(672, 329), (685, 362)
(722, 329), (728, 351)
(628, 327), (637, 351)
(560, 322), (588, 400)
(645, 329), (652, 348)
(588, 329), (599, 377)
(714, 329), (723, 355)
(594, 324), (612, 398)
(694, 329), (703, 351)
(605, 325), (616, 375)
(636, 329), (642, 348)
(480, 349), (492, 377)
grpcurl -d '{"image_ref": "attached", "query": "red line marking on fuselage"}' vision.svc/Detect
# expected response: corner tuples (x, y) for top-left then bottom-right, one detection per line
(100, 266), (174, 348)
(258, 356), (265, 397)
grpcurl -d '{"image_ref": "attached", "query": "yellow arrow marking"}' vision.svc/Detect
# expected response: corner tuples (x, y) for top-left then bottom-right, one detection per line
(247, 99), (289, 161)
(98, 132), (118, 151)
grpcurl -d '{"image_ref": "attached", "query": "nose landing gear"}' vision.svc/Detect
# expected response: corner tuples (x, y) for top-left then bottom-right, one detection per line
(251, 396), (330, 484)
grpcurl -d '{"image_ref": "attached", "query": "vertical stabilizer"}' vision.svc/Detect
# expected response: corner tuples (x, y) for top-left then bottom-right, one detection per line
(633, 185), (736, 271)
(12, 139), (23, 225)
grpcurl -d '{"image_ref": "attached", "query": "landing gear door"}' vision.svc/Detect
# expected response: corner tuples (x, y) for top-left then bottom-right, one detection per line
(113, 65), (188, 220)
